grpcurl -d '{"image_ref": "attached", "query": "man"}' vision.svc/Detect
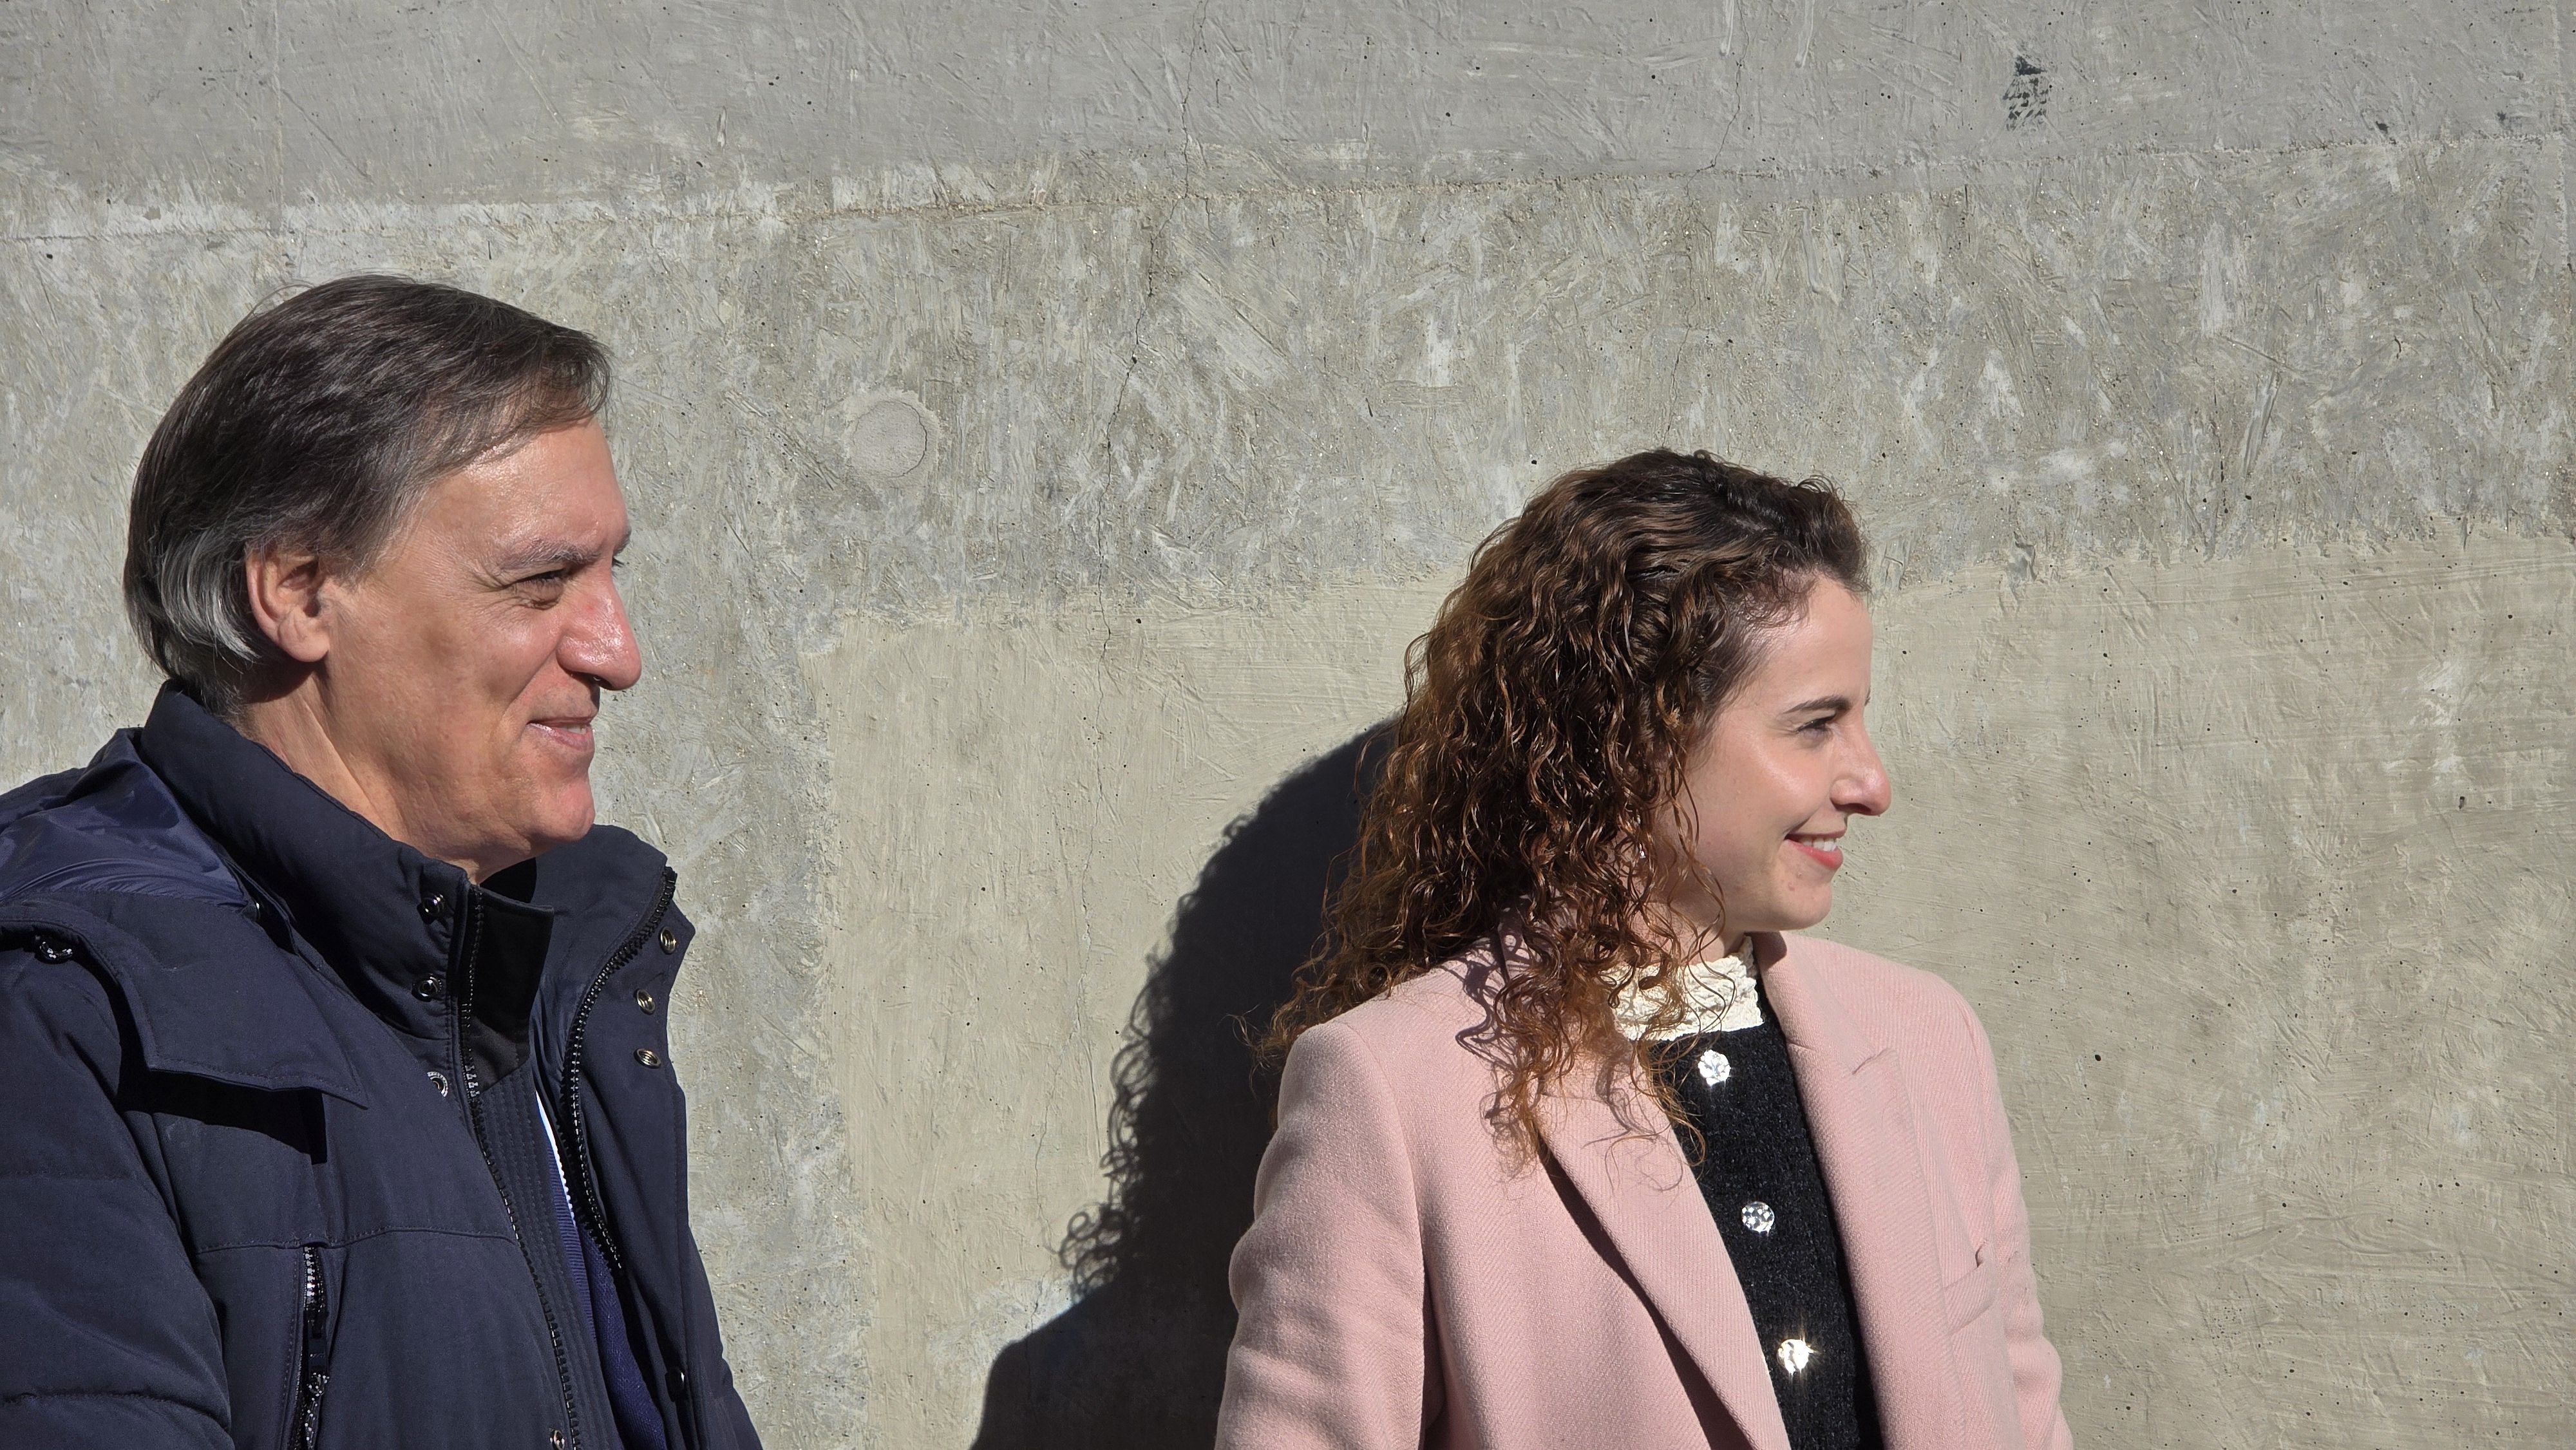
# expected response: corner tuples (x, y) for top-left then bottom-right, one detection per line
(0, 276), (762, 1449)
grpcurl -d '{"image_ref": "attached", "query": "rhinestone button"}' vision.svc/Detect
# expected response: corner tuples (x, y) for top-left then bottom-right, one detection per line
(1741, 1200), (1776, 1234)
(635, 988), (658, 1015)
(1696, 1048), (1730, 1086)
(658, 927), (679, 954)
(635, 1048), (662, 1068)
(1777, 1337), (1814, 1375)
(426, 1069), (451, 1098)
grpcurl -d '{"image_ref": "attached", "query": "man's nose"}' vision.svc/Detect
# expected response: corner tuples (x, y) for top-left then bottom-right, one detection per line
(564, 577), (644, 692)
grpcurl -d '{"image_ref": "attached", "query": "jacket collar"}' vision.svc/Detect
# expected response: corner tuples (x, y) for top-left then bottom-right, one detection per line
(1521, 933), (1800, 1450)
(1531, 932), (1969, 1450)
(1763, 937), (1971, 1449)
(1533, 1078), (1792, 1450)
(1759, 932), (1884, 1078)
(133, 684), (555, 1074)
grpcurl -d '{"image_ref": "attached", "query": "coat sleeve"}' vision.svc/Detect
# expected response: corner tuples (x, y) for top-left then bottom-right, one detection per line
(0, 946), (231, 1449)
(1217, 1018), (1432, 1449)
(1959, 997), (2074, 1450)
(681, 1219), (766, 1450)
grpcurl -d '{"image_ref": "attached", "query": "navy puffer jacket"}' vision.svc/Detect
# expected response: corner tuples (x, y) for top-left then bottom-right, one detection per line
(0, 687), (761, 1450)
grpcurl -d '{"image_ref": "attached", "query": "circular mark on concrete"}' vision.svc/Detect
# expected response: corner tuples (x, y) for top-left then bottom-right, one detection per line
(844, 395), (936, 479)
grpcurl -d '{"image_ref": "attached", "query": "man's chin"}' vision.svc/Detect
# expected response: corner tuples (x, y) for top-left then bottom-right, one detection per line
(520, 789), (599, 858)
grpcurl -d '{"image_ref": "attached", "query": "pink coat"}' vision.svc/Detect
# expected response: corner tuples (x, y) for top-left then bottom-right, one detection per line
(1217, 932), (2072, 1450)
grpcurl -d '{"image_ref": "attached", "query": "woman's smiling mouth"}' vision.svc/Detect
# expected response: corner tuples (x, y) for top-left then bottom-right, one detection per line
(1788, 834), (1843, 869)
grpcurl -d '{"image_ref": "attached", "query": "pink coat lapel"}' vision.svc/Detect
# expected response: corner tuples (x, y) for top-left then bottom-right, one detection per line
(1536, 1077), (1792, 1450)
(1759, 935), (1971, 1450)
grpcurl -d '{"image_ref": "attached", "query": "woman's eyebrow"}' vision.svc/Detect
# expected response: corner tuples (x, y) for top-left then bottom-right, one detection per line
(1784, 693), (1853, 716)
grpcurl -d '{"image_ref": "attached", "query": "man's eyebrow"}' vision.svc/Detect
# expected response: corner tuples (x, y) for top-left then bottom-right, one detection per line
(492, 538), (613, 576)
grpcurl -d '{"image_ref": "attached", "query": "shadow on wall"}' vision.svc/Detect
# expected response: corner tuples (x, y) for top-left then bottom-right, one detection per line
(969, 728), (1385, 1450)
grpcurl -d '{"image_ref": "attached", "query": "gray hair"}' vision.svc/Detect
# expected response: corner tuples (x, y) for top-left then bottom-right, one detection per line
(125, 274), (610, 715)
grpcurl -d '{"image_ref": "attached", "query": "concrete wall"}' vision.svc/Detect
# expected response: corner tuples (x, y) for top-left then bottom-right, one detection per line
(5, 3), (2569, 1445)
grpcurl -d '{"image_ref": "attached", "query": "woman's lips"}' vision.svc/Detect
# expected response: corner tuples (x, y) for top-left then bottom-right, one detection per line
(1789, 836), (1843, 869)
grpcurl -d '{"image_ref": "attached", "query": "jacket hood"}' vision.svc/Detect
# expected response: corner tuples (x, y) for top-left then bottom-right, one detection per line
(0, 732), (245, 909)
(0, 726), (373, 1104)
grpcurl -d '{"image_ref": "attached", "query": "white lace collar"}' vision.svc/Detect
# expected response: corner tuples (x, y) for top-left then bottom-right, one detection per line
(1613, 951), (1762, 1040)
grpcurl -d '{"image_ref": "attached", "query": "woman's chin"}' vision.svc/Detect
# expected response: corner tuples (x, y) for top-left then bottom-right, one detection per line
(1756, 893), (1835, 936)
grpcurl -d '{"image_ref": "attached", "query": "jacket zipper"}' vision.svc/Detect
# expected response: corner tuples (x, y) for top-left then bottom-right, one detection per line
(453, 889), (584, 1450)
(555, 867), (676, 1283)
(290, 1245), (330, 1450)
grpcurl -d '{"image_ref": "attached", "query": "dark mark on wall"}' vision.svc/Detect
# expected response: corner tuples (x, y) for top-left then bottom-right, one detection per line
(2004, 55), (2049, 129)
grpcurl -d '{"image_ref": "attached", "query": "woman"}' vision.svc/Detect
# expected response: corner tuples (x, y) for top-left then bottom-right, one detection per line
(1217, 451), (2070, 1450)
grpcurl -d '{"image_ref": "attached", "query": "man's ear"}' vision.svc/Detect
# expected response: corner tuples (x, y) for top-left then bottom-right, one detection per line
(243, 545), (336, 665)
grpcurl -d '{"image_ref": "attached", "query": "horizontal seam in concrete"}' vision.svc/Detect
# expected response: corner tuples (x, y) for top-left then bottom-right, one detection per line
(4, 127), (2566, 245)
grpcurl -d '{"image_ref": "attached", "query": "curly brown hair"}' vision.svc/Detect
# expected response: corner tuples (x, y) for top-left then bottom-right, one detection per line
(1263, 448), (1869, 1152)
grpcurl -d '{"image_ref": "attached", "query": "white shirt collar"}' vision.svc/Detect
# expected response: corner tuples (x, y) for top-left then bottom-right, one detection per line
(1613, 950), (1763, 1040)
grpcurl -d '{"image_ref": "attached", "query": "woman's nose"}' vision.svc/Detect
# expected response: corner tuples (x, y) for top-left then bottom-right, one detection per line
(1841, 730), (1893, 817)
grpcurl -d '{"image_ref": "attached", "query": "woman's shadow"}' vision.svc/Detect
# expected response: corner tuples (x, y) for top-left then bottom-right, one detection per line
(970, 728), (1383, 1449)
